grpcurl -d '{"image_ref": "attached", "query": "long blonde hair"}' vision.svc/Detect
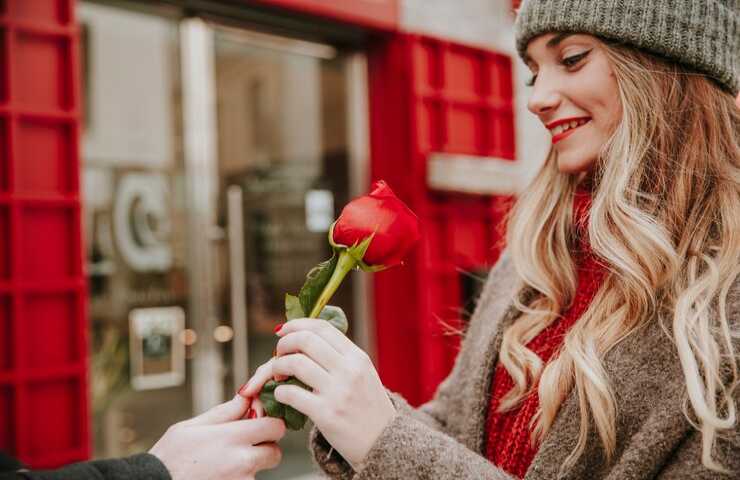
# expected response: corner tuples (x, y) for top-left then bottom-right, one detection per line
(499, 41), (740, 473)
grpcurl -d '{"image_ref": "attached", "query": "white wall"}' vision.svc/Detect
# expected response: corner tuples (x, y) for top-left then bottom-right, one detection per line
(78, 2), (177, 169)
(399, 0), (549, 191)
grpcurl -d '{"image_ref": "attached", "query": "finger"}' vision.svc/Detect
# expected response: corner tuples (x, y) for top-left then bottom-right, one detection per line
(274, 383), (322, 421)
(250, 397), (265, 418)
(276, 330), (344, 373)
(239, 357), (277, 399)
(245, 442), (282, 472)
(189, 395), (250, 425)
(216, 417), (287, 445)
(277, 318), (356, 356)
(273, 353), (332, 392)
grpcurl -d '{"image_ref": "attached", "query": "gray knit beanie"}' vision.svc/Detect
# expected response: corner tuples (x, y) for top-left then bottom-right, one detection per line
(515, 0), (740, 95)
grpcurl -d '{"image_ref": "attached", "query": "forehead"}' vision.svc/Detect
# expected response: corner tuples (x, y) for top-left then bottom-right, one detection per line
(523, 32), (598, 63)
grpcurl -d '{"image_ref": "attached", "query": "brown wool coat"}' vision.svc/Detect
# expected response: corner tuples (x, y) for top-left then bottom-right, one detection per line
(309, 250), (740, 479)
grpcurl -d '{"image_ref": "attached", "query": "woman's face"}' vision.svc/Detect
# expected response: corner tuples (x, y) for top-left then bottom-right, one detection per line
(524, 33), (622, 174)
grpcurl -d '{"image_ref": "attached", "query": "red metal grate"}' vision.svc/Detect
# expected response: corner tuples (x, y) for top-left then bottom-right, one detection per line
(370, 34), (516, 405)
(0, 0), (89, 467)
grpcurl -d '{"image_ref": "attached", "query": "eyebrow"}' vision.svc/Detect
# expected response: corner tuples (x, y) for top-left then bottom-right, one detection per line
(523, 32), (577, 64)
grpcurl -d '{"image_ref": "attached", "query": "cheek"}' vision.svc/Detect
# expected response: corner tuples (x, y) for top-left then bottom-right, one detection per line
(597, 65), (622, 121)
(604, 80), (622, 130)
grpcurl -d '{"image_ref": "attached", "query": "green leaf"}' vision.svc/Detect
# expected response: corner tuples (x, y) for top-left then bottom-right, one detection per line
(260, 381), (285, 418)
(284, 405), (308, 430)
(356, 258), (389, 273)
(299, 253), (338, 316)
(346, 232), (375, 264)
(318, 305), (349, 334)
(285, 294), (305, 320)
(259, 378), (311, 430)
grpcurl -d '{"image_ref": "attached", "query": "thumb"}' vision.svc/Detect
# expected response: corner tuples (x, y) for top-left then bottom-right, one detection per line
(190, 395), (252, 425)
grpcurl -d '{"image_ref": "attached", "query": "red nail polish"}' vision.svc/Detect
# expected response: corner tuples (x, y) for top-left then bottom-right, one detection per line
(273, 323), (285, 334)
(247, 409), (257, 419)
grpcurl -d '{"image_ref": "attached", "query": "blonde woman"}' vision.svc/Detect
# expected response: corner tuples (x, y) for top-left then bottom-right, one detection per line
(240, 0), (740, 478)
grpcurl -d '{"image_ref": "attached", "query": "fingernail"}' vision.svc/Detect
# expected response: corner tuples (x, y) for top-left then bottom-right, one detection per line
(247, 409), (257, 419)
(273, 322), (285, 334)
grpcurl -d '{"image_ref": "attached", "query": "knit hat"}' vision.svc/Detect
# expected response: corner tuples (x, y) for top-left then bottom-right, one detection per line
(515, 0), (740, 95)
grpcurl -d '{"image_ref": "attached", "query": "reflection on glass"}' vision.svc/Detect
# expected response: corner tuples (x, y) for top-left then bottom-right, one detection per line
(213, 28), (354, 479)
(80, 3), (356, 477)
(79, 1), (191, 458)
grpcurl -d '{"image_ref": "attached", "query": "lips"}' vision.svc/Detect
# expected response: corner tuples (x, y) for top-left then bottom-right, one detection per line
(546, 117), (591, 145)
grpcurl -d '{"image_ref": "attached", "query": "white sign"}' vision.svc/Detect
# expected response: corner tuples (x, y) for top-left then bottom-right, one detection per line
(114, 173), (173, 272)
(129, 306), (185, 391)
(427, 153), (522, 195)
(305, 189), (335, 232)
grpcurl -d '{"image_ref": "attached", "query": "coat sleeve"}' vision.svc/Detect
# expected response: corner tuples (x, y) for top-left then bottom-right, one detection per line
(17, 453), (171, 480)
(655, 425), (740, 479)
(308, 251), (518, 480)
(657, 274), (740, 479)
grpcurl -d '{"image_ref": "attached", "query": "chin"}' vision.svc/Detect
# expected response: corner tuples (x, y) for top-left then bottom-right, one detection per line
(556, 154), (596, 174)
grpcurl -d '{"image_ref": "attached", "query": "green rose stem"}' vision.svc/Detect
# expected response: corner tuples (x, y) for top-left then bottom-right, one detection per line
(309, 250), (357, 318)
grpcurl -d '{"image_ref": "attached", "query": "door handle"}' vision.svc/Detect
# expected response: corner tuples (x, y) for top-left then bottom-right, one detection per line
(227, 186), (249, 393)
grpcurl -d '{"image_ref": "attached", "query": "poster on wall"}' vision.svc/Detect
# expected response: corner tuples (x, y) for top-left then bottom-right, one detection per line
(129, 306), (186, 390)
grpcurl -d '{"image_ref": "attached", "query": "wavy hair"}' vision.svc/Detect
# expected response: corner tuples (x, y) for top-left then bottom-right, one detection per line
(498, 41), (740, 474)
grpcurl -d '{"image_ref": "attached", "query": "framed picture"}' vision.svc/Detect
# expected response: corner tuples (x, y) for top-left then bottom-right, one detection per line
(129, 306), (185, 390)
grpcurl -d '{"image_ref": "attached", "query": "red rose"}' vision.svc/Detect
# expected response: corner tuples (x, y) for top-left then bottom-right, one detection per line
(331, 180), (420, 268)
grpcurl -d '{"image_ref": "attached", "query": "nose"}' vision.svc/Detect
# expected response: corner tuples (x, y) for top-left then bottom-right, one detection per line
(527, 74), (561, 117)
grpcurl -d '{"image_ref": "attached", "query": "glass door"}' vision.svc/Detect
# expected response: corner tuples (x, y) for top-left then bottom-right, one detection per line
(203, 21), (367, 478)
(81, 2), (370, 477)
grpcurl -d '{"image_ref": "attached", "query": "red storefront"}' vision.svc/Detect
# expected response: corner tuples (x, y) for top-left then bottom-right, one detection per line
(0, 0), (516, 471)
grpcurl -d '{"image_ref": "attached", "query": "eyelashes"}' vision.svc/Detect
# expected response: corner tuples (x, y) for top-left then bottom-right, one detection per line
(525, 49), (592, 87)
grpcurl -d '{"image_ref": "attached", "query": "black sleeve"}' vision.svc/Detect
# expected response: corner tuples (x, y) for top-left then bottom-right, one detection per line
(16, 453), (171, 480)
(0, 451), (25, 473)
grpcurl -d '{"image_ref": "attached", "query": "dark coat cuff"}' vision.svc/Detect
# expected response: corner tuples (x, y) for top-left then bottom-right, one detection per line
(20, 453), (171, 480)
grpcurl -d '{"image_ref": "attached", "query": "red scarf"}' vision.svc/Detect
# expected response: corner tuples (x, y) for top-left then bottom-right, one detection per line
(485, 185), (607, 478)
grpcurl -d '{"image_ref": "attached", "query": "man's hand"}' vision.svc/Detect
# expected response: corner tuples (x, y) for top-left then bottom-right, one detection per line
(149, 395), (286, 480)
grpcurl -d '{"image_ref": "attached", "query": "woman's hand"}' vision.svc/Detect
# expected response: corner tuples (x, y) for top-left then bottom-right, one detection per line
(149, 395), (286, 480)
(238, 319), (397, 470)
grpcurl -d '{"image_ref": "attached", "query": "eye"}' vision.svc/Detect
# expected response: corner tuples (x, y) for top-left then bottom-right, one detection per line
(525, 49), (591, 87)
(562, 50), (591, 68)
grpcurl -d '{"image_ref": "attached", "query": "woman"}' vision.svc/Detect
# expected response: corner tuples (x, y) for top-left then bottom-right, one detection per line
(240, 0), (740, 478)
(2, 395), (285, 480)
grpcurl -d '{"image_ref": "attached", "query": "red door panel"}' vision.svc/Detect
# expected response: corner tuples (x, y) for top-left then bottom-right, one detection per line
(370, 34), (516, 405)
(0, 0), (88, 467)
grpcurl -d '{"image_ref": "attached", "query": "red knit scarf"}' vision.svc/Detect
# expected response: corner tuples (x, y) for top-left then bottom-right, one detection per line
(485, 185), (607, 478)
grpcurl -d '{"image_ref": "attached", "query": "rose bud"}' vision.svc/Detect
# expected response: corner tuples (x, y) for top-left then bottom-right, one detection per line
(330, 180), (420, 270)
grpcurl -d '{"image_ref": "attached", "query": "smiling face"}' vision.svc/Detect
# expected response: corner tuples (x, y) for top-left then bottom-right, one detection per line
(524, 33), (622, 174)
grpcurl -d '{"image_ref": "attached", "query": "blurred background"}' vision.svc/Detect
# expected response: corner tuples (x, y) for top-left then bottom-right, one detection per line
(0, 0), (549, 478)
